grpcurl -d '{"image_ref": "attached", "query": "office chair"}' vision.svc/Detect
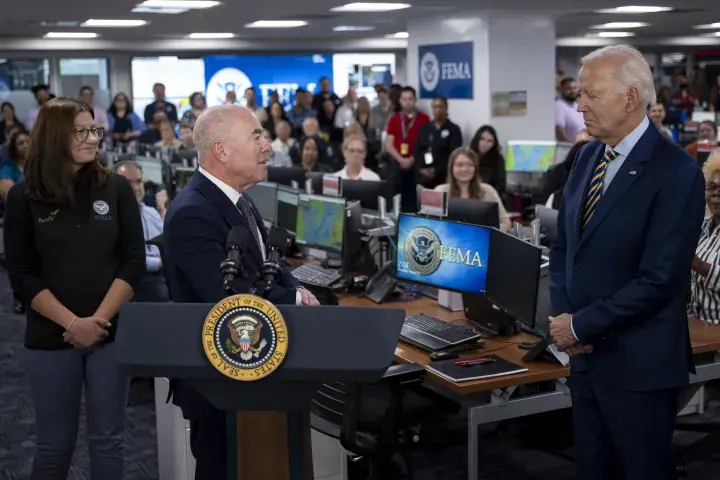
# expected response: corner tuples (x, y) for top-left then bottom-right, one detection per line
(674, 358), (720, 477)
(311, 363), (460, 480)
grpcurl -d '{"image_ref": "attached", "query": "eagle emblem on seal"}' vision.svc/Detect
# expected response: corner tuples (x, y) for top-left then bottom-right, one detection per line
(227, 315), (268, 361)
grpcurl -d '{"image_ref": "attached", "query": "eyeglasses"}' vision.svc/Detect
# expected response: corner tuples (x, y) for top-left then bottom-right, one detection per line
(705, 183), (720, 194)
(75, 127), (104, 143)
(346, 148), (366, 155)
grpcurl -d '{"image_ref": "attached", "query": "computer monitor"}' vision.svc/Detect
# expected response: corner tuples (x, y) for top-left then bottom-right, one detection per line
(295, 194), (346, 254)
(135, 157), (164, 185)
(277, 185), (300, 234)
(172, 167), (195, 197)
(535, 205), (558, 247)
(306, 171), (325, 194)
(245, 181), (278, 224)
(395, 214), (490, 295)
(505, 140), (556, 173)
(342, 180), (389, 211)
(485, 229), (542, 328)
(267, 166), (307, 187)
(173, 149), (198, 166)
(447, 197), (499, 228)
(554, 141), (572, 165)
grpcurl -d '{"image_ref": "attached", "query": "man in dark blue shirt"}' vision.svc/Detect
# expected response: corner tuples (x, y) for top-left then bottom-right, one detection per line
(143, 83), (178, 128)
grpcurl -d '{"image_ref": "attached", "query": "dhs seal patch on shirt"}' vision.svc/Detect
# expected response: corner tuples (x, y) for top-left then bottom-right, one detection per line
(202, 294), (288, 381)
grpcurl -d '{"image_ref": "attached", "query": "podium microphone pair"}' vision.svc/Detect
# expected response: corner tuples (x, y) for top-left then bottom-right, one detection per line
(221, 225), (291, 295)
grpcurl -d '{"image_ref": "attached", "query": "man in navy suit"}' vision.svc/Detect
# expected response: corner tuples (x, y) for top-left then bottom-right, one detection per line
(163, 105), (319, 480)
(549, 45), (705, 480)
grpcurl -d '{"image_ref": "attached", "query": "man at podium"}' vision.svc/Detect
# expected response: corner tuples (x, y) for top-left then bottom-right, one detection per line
(163, 104), (319, 480)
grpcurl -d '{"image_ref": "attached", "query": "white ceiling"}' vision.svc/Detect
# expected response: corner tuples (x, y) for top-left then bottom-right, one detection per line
(1, 0), (720, 50)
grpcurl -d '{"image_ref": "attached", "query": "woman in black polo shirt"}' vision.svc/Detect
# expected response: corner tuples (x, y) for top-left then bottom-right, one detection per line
(3, 97), (145, 479)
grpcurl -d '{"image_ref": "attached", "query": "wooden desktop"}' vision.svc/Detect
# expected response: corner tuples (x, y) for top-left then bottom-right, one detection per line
(339, 294), (720, 394)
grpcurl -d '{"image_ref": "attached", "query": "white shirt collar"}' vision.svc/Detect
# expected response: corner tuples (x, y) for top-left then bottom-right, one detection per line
(198, 166), (241, 205)
(607, 115), (650, 157)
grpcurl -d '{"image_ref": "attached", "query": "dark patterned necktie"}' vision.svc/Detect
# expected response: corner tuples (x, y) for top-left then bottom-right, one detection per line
(583, 147), (618, 229)
(236, 195), (263, 255)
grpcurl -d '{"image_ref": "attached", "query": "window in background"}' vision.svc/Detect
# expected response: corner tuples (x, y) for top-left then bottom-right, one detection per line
(0, 58), (51, 127)
(332, 53), (396, 102)
(131, 57), (205, 118)
(59, 58), (110, 108)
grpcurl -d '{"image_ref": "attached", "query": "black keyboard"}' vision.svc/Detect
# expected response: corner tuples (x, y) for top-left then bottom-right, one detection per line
(401, 313), (481, 352)
(292, 264), (343, 288)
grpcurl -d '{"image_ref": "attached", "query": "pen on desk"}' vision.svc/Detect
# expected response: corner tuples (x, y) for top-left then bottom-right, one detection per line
(454, 358), (496, 366)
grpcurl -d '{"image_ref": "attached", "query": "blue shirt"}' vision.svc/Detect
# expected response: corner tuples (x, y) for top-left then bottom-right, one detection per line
(139, 203), (163, 272)
(602, 115), (650, 193)
(0, 161), (24, 184)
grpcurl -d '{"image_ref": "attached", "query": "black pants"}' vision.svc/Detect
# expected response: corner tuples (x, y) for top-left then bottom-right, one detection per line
(570, 370), (679, 480)
(389, 160), (417, 213)
(173, 382), (227, 480)
(133, 274), (169, 303)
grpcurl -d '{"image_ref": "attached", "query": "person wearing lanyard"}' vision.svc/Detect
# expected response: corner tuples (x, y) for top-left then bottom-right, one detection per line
(385, 86), (430, 212)
(413, 95), (463, 189)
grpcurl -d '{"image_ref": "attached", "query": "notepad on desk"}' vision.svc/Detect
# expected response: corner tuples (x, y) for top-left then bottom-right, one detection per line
(426, 354), (528, 383)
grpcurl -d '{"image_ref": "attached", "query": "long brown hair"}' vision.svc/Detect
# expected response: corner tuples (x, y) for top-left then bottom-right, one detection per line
(447, 147), (485, 200)
(25, 97), (106, 206)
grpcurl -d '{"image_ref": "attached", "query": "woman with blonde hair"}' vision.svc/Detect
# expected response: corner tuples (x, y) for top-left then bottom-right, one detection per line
(688, 149), (720, 324)
(435, 147), (511, 231)
(334, 134), (380, 181)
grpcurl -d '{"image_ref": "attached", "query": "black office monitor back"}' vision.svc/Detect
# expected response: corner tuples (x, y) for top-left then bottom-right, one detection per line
(245, 182), (278, 224)
(342, 180), (389, 211)
(267, 166), (307, 187)
(306, 172), (324, 195)
(276, 185), (300, 234)
(485, 229), (542, 328)
(535, 205), (558, 247)
(447, 197), (499, 228)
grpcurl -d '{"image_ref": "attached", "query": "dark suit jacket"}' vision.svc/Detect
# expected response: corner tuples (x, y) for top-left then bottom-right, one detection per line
(163, 171), (300, 417)
(163, 170), (299, 307)
(549, 122), (705, 391)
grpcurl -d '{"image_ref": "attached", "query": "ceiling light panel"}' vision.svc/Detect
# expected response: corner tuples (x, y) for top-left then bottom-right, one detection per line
(187, 32), (234, 38)
(385, 31), (408, 38)
(82, 19), (148, 27)
(331, 2), (411, 12)
(333, 25), (376, 32)
(586, 31), (636, 38)
(44, 32), (99, 38)
(695, 23), (720, 30)
(245, 20), (308, 28)
(136, 0), (220, 8)
(591, 22), (648, 29)
(594, 6), (673, 14)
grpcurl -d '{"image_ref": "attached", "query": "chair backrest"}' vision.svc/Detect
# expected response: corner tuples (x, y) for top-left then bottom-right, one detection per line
(310, 382), (349, 438)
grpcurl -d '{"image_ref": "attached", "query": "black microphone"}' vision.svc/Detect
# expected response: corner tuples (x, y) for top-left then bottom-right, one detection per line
(256, 227), (290, 292)
(221, 226), (251, 294)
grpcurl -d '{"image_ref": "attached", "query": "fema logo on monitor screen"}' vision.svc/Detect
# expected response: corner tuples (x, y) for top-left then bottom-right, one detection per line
(405, 226), (442, 275)
(419, 52), (440, 92)
(206, 67), (252, 106)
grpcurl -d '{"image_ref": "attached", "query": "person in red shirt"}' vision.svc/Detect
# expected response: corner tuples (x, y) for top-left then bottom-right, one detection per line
(385, 86), (430, 212)
(671, 83), (699, 117)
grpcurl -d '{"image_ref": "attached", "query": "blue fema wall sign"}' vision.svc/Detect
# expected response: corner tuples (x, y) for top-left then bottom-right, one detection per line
(418, 42), (474, 100)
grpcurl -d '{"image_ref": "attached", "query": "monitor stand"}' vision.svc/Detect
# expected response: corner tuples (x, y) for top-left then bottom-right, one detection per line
(325, 254), (342, 269)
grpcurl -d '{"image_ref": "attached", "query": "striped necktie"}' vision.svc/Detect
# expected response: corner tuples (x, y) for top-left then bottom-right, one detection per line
(583, 147), (618, 229)
(236, 195), (263, 254)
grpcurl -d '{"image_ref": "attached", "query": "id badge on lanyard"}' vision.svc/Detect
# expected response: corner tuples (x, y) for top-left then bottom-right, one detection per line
(400, 114), (416, 156)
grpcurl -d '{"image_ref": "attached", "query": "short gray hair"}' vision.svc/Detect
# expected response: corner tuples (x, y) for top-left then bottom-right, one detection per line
(580, 44), (656, 109)
(193, 105), (236, 165)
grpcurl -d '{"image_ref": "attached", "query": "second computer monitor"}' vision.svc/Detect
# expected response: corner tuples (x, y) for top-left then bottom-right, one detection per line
(447, 197), (499, 228)
(485, 229), (542, 328)
(554, 141), (572, 165)
(505, 140), (556, 173)
(267, 166), (307, 187)
(277, 185), (300, 234)
(395, 214), (490, 295)
(295, 194), (346, 254)
(535, 205), (558, 247)
(245, 181), (278, 224)
(342, 179), (388, 211)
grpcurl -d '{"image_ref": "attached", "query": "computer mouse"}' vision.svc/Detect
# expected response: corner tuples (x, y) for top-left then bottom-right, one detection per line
(429, 351), (460, 361)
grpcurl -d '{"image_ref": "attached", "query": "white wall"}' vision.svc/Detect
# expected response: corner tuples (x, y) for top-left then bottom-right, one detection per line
(407, 13), (556, 144)
(407, 16), (491, 140)
(487, 15), (556, 142)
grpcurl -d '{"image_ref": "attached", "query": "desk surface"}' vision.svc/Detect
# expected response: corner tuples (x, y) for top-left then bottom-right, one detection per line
(339, 295), (720, 395)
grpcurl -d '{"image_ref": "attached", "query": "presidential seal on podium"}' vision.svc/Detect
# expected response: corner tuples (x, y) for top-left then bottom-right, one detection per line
(202, 294), (289, 381)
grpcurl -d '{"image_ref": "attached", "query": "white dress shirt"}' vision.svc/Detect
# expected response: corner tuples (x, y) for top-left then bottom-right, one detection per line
(198, 166), (302, 304)
(334, 166), (381, 181)
(570, 115), (650, 340)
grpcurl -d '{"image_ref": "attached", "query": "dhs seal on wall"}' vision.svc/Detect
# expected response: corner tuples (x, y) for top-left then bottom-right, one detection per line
(420, 52), (440, 93)
(202, 294), (288, 381)
(404, 226), (442, 275)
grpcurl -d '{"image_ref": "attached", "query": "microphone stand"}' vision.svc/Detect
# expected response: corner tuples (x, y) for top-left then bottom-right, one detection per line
(221, 256), (245, 296)
(252, 249), (283, 299)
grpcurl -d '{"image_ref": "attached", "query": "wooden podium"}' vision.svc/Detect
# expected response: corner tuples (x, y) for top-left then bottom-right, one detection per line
(114, 302), (404, 480)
